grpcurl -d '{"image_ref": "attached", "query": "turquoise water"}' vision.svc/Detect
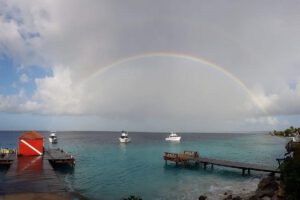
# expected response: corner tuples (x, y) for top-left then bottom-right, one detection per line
(0, 132), (288, 199)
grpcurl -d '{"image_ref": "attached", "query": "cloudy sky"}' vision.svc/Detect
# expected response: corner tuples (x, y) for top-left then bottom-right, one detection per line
(0, 0), (300, 132)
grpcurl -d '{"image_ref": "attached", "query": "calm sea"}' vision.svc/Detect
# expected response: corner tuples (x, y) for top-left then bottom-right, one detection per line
(0, 131), (288, 200)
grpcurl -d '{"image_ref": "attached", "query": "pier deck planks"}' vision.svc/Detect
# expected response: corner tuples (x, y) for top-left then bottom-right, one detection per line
(198, 157), (280, 174)
(45, 148), (75, 167)
(0, 158), (67, 194)
(164, 151), (280, 175)
(0, 149), (75, 194)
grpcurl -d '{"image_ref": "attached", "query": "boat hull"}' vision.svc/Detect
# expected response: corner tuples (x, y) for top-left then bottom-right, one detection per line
(119, 138), (131, 143)
(165, 137), (181, 141)
(49, 138), (57, 144)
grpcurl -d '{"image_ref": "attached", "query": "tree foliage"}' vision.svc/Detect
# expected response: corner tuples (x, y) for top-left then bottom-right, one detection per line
(272, 127), (300, 137)
(280, 156), (300, 200)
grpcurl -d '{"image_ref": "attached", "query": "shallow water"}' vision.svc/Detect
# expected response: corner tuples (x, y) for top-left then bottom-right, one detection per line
(0, 131), (288, 200)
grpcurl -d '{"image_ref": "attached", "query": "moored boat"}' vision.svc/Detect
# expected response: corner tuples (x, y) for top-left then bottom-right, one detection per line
(119, 131), (131, 143)
(49, 132), (58, 144)
(165, 132), (181, 142)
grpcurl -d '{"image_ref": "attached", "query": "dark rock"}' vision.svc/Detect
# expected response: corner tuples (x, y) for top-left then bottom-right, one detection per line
(223, 194), (232, 200)
(121, 195), (142, 200)
(198, 195), (207, 200)
(224, 192), (228, 195)
(261, 196), (271, 200)
(244, 174), (281, 200)
(232, 196), (242, 200)
(247, 196), (259, 200)
(256, 175), (279, 198)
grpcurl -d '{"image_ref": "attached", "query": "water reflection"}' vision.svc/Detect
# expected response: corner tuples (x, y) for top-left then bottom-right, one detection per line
(119, 143), (128, 152)
(52, 164), (75, 175)
(17, 156), (43, 174)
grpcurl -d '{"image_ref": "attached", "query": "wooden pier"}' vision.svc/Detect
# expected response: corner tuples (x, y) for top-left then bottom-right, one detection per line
(164, 151), (280, 175)
(0, 157), (67, 194)
(0, 148), (75, 195)
(44, 148), (75, 167)
(0, 148), (75, 168)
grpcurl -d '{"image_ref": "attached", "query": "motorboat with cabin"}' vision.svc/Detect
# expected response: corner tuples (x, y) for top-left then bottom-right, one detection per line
(119, 131), (131, 143)
(49, 132), (58, 144)
(165, 132), (181, 142)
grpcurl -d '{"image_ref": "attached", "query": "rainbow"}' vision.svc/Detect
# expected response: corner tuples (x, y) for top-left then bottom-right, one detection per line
(83, 52), (266, 113)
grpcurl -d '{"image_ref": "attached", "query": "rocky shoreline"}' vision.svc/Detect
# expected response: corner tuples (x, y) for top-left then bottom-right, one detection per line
(0, 192), (89, 200)
(199, 173), (283, 200)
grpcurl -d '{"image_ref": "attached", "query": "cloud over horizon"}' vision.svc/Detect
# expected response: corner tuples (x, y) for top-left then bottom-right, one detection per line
(1, 0), (300, 131)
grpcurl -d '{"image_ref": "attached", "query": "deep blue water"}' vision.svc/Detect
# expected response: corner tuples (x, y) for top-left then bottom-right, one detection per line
(0, 131), (288, 200)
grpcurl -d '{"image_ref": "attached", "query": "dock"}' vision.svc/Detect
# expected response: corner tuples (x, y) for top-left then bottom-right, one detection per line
(1, 148), (75, 168)
(163, 151), (280, 175)
(0, 148), (75, 194)
(0, 157), (67, 194)
(44, 148), (75, 167)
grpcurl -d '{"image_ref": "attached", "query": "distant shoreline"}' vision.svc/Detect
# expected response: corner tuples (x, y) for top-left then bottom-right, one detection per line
(270, 126), (299, 138)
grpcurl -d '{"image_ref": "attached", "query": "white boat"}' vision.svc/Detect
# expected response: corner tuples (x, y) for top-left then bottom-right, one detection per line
(49, 132), (58, 144)
(165, 132), (181, 141)
(119, 131), (131, 143)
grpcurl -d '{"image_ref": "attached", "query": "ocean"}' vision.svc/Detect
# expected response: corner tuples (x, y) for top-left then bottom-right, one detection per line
(0, 131), (288, 200)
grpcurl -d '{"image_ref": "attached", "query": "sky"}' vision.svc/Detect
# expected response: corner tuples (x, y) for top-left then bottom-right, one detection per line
(0, 0), (300, 132)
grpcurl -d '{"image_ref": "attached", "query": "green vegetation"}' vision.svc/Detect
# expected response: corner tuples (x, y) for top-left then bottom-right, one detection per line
(280, 156), (300, 200)
(271, 126), (300, 137)
(279, 127), (300, 200)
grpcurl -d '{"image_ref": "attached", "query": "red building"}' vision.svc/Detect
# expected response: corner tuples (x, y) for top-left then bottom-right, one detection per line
(18, 131), (44, 156)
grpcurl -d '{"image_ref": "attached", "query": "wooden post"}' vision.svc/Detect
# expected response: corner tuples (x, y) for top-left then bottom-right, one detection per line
(247, 169), (250, 175)
(211, 164), (214, 170)
(242, 169), (245, 176)
(204, 163), (207, 170)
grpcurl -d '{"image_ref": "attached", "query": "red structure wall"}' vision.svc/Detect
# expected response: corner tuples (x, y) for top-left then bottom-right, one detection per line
(18, 131), (44, 156)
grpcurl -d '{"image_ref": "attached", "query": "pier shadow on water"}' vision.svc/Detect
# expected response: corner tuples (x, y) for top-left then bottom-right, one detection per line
(51, 164), (75, 175)
(0, 165), (10, 173)
(0, 166), (9, 184)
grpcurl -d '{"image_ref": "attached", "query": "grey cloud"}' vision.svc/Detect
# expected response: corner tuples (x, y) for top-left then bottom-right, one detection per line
(1, 0), (300, 131)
